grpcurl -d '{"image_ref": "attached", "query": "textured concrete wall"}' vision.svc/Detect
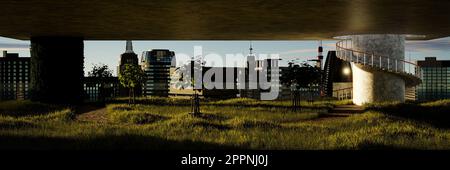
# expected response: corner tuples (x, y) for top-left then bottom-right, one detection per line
(30, 37), (84, 104)
(351, 34), (406, 105)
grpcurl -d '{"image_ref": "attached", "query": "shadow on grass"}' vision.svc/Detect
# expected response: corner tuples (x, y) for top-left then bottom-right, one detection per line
(0, 100), (68, 117)
(73, 103), (106, 115)
(190, 121), (232, 130)
(109, 97), (332, 110)
(195, 113), (230, 122)
(356, 141), (410, 150)
(318, 114), (349, 119)
(367, 102), (450, 129)
(0, 134), (241, 150)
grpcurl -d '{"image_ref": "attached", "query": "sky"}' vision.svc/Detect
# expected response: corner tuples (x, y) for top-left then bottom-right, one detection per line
(1, 36), (449, 76)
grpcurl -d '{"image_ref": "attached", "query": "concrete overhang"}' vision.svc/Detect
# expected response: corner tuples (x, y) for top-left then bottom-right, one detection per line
(0, 0), (449, 40)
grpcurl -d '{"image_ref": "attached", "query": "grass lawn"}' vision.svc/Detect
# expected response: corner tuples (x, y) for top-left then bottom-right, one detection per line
(1, 98), (450, 150)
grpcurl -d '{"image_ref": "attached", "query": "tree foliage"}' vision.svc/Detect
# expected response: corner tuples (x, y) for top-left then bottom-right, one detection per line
(88, 63), (113, 78)
(118, 64), (145, 104)
(281, 62), (322, 88)
(281, 62), (322, 109)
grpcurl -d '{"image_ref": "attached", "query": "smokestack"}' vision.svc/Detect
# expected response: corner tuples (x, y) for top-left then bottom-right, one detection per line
(317, 41), (323, 69)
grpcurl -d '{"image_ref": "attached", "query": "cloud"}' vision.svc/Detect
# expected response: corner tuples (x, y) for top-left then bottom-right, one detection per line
(323, 43), (336, 48)
(0, 43), (30, 51)
(406, 37), (450, 52)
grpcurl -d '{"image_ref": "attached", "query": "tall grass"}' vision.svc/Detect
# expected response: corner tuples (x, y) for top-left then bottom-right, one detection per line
(112, 96), (352, 108)
(365, 99), (450, 128)
(0, 100), (68, 117)
(1, 99), (450, 150)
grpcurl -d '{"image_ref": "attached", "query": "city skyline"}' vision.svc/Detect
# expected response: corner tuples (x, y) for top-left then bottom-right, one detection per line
(1, 36), (449, 76)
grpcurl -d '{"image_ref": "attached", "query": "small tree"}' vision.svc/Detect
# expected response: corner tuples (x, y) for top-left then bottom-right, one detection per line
(119, 64), (145, 104)
(88, 63), (113, 103)
(171, 57), (204, 116)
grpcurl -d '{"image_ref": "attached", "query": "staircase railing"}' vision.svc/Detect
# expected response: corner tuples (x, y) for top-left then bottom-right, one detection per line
(336, 39), (422, 86)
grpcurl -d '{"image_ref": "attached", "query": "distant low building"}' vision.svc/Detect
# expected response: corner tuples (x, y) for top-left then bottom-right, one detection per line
(0, 51), (30, 100)
(416, 57), (450, 101)
(83, 77), (120, 102)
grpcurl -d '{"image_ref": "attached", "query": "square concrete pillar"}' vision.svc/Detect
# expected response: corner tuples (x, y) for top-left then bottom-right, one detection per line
(30, 37), (84, 104)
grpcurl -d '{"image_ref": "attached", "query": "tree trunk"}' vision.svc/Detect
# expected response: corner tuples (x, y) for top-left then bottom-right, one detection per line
(128, 87), (132, 105)
(131, 88), (135, 104)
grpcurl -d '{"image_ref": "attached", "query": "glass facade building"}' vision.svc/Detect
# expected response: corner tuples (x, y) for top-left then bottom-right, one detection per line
(141, 49), (175, 97)
(417, 57), (450, 101)
(0, 51), (30, 100)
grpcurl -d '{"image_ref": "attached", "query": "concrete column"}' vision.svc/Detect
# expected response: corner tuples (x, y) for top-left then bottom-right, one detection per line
(30, 37), (84, 104)
(351, 34), (405, 105)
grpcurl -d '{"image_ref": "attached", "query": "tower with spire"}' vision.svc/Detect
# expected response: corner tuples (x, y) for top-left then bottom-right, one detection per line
(118, 40), (139, 74)
(118, 40), (141, 96)
(247, 41), (255, 68)
(239, 41), (258, 98)
(249, 41), (253, 56)
(125, 40), (134, 53)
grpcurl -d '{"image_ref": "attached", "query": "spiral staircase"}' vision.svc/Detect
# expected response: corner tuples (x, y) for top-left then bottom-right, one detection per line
(335, 39), (422, 87)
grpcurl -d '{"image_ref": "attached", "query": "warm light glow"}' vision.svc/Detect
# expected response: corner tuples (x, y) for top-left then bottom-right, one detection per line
(343, 67), (351, 75)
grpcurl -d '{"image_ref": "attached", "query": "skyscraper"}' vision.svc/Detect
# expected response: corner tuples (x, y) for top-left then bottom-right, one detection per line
(238, 42), (259, 98)
(141, 49), (175, 97)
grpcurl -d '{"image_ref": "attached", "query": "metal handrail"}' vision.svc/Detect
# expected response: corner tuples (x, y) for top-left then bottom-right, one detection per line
(335, 39), (422, 82)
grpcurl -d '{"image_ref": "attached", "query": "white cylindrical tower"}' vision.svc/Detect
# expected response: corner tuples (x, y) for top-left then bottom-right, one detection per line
(351, 34), (406, 105)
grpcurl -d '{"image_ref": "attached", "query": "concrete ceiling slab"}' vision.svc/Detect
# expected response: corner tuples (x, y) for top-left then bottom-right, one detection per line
(0, 0), (449, 40)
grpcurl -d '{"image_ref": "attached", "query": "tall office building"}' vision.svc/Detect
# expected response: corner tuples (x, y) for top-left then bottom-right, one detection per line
(239, 42), (260, 98)
(0, 51), (30, 100)
(118, 40), (141, 96)
(417, 57), (450, 101)
(141, 49), (175, 97)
